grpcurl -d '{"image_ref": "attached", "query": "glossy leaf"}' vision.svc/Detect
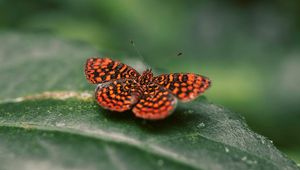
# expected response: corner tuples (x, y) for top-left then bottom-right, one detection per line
(0, 32), (298, 170)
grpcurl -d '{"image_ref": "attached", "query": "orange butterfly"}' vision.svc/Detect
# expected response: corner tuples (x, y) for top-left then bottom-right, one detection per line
(85, 58), (211, 120)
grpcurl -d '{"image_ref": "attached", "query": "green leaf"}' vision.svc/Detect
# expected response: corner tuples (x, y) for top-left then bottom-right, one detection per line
(0, 32), (298, 170)
(0, 98), (298, 170)
(0, 32), (97, 99)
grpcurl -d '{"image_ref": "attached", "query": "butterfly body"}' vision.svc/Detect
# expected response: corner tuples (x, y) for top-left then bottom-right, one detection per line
(85, 57), (211, 120)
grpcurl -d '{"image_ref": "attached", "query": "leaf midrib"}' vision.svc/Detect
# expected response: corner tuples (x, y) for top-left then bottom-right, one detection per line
(0, 122), (279, 170)
(0, 123), (201, 170)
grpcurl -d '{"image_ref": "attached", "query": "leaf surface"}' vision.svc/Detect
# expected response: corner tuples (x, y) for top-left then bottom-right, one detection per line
(0, 32), (298, 170)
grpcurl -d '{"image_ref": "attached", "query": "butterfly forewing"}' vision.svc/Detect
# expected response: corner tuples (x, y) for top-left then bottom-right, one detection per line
(153, 73), (211, 102)
(132, 83), (177, 120)
(95, 79), (141, 112)
(85, 58), (140, 84)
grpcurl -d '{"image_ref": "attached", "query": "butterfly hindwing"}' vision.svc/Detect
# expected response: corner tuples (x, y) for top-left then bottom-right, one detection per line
(132, 83), (177, 120)
(95, 79), (141, 112)
(153, 73), (211, 102)
(85, 58), (140, 84)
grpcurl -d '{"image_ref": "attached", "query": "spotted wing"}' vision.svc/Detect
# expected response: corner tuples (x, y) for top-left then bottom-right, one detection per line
(153, 73), (211, 102)
(85, 57), (140, 84)
(132, 83), (177, 120)
(95, 79), (141, 112)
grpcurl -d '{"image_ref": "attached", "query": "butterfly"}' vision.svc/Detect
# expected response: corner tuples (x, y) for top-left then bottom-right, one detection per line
(85, 57), (211, 120)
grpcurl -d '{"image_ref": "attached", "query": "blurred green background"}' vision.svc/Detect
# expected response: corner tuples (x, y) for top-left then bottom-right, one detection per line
(1, 0), (299, 163)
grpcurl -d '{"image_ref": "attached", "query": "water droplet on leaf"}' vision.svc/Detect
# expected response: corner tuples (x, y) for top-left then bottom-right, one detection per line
(197, 122), (205, 128)
(225, 147), (230, 153)
(241, 156), (247, 161)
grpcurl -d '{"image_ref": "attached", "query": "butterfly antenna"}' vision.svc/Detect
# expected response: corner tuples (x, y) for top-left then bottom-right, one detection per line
(130, 40), (147, 64)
